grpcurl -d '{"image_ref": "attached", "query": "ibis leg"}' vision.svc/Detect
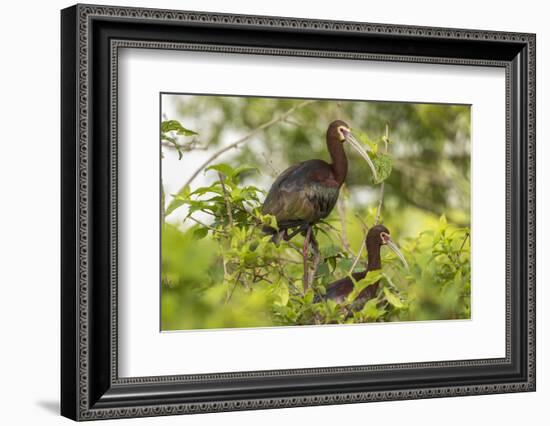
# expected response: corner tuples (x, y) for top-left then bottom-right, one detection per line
(309, 231), (321, 285)
(302, 226), (312, 292)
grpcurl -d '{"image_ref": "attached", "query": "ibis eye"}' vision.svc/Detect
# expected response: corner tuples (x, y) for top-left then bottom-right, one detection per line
(340, 127), (351, 140)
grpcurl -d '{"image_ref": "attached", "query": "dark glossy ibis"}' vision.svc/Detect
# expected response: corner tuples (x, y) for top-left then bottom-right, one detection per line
(319, 225), (407, 308)
(261, 120), (378, 289)
(262, 120), (378, 244)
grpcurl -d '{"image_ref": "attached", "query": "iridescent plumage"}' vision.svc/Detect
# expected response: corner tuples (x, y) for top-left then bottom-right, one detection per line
(262, 119), (377, 239)
(261, 159), (340, 231)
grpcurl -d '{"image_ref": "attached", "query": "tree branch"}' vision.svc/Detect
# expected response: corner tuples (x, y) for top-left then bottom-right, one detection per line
(348, 239), (365, 275)
(187, 216), (228, 235)
(179, 100), (315, 191)
(374, 183), (385, 225)
(218, 172), (233, 227)
(375, 124), (390, 225)
(161, 139), (207, 152)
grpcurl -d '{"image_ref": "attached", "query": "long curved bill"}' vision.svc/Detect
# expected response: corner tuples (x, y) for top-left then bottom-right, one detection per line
(386, 237), (409, 269)
(345, 132), (378, 182)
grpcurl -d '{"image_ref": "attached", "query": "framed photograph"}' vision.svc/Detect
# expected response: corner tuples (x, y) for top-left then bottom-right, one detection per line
(61, 4), (536, 421)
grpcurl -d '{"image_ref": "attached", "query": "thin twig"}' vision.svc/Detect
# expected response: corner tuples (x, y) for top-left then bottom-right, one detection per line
(218, 172), (233, 227)
(455, 232), (470, 263)
(261, 152), (280, 178)
(253, 274), (274, 284)
(336, 189), (352, 254)
(304, 231), (321, 293)
(187, 216), (228, 235)
(348, 240), (366, 275)
(179, 100), (315, 191)
(310, 242), (321, 285)
(283, 117), (303, 127)
(277, 257), (302, 265)
(353, 213), (369, 233)
(375, 124), (390, 225)
(374, 184), (385, 225)
(225, 271), (242, 303)
(161, 139), (208, 152)
(458, 232), (470, 252)
(318, 221), (355, 257)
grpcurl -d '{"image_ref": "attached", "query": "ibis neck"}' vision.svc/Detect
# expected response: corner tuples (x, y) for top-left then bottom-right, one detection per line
(366, 244), (382, 271)
(327, 139), (348, 186)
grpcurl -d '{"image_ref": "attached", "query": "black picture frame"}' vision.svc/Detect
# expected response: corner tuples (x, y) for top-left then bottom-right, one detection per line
(61, 4), (536, 421)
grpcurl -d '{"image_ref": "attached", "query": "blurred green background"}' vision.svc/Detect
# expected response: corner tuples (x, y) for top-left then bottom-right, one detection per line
(161, 95), (471, 330)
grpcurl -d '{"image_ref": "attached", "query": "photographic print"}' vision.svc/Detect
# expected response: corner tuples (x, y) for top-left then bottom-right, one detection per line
(61, 6), (535, 418)
(160, 94), (471, 331)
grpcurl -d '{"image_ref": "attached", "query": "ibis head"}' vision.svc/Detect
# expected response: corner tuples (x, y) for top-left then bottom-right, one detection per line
(326, 120), (378, 182)
(366, 224), (408, 270)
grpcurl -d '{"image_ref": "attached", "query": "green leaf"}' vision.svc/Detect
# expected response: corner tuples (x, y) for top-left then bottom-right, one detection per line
(353, 129), (378, 152)
(335, 258), (354, 273)
(327, 256), (337, 271)
(321, 244), (343, 259)
(165, 186), (190, 217)
(205, 163), (235, 177)
(190, 183), (223, 197)
(166, 198), (186, 217)
(275, 284), (289, 306)
(361, 299), (384, 320)
(347, 271), (383, 302)
(381, 272), (401, 292)
(326, 299), (338, 313)
(232, 165), (259, 178)
(256, 213), (277, 229)
(205, 164), (258, 182)
(316, 263), (330, 278)
(371, 152), (393, 184)
(193, 227), (208, 240)
(433, 214), (448, 245)
(383, 287), (404, 308)
(161, 120), (198, 136)
(304, 289), (314, 304)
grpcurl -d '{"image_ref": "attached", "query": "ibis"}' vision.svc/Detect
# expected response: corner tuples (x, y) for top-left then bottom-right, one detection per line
(261, 120), (378, 289)
(320, 225), (407, 307)
(262, 120), (378, 241)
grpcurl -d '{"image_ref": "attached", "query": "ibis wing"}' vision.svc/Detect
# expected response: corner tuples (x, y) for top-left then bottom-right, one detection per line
(263, 188), (318, 226)
(323, 270), (367, 302)
(262, 163), (313, 225)
(262, 161), (328, 226)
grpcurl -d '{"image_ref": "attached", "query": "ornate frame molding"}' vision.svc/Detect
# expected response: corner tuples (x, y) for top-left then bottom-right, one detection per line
(61, 4), (536, 421)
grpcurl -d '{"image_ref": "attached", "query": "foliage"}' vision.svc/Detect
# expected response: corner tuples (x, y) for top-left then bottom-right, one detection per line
(160, 109), (471, 330)
(166, 96), (471, 225)
(160, 120), (200, 160)
(348, 215), (471, 324)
